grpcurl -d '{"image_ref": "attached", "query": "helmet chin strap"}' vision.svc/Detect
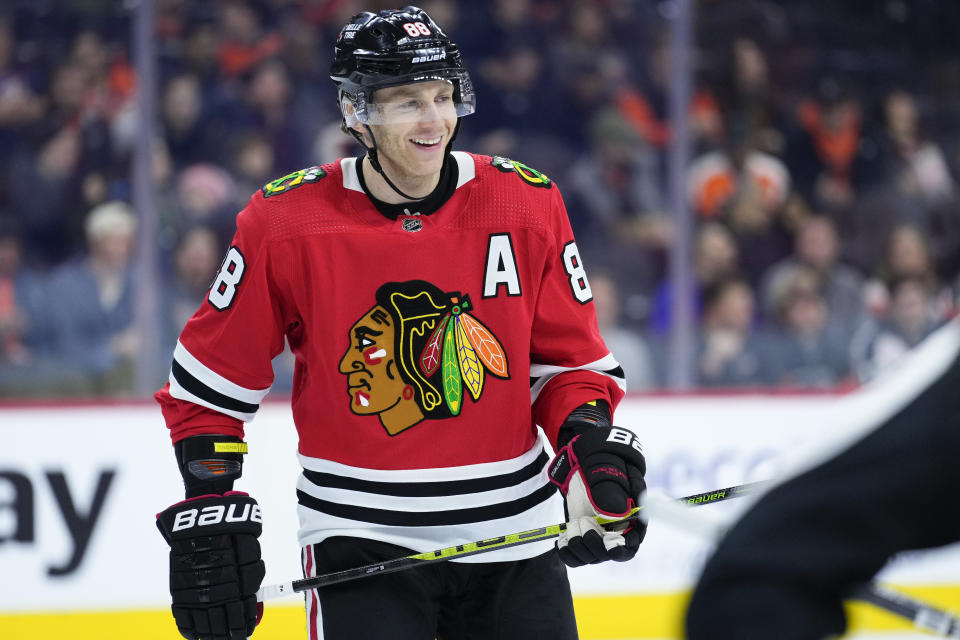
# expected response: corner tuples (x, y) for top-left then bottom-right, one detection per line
(349, 120), (463, 203)
(361, 124), (424, 201)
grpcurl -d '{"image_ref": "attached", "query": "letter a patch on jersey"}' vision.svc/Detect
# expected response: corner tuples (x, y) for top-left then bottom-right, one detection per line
(483, 233), (521, 298)
(339, 280), (510, 436)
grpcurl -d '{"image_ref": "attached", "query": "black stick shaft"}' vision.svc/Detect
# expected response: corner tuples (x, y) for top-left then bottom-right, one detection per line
(850, 584), (960, 638)
(676, 481), (769, 505)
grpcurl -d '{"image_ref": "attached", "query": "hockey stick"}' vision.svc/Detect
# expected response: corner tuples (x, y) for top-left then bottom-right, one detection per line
(849, 584), (960, 638)
(257, 481), (763, 601)
(674, 480), (768, 505)
(642, 492), (960, 639)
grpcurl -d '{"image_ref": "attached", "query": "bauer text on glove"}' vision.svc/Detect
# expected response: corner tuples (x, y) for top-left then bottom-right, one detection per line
(156, 492), (266, 640)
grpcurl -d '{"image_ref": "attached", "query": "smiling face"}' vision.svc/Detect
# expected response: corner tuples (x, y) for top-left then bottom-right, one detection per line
(351, 80), (458, 197)
(338, 303), (425, 434)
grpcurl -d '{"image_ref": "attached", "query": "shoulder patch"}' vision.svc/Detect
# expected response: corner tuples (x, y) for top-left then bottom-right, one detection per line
(490, 156), (552, 189)
(261, 166), (327, 198)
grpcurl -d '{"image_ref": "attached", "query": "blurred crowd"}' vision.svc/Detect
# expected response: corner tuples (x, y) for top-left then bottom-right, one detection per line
(2, 0), (960, 397)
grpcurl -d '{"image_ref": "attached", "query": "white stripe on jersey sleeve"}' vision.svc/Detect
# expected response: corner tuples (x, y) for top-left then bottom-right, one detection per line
(169, 341), (270, 422)
(173, 341), (271, 405)
(168, 372), (258, 423)
(529, 352), (626, 403)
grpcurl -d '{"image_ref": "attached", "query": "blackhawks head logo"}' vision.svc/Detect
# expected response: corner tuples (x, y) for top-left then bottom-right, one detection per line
(338, 280), (510, 436)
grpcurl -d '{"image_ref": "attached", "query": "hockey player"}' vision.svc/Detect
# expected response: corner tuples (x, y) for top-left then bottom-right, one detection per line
(686, 320), (960, 639)
(154, 7), (647, 640)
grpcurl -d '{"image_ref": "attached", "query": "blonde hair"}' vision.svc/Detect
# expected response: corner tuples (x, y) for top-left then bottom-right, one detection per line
(85, 201), (136, 241)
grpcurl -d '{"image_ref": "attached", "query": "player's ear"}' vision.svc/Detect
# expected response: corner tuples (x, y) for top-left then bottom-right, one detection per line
(351, 123), (373, 147)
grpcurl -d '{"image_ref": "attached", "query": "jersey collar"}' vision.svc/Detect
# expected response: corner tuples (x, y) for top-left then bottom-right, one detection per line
(341, 151), (475, 194)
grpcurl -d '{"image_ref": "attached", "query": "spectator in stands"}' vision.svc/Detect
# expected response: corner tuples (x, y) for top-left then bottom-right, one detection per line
(47, 201), (138, 394)
(233, 59), (305, 172)
(172, 163), (238, 242)
(550, 2), (627, 147)
(760, 214), (865, 336)
(785, 77), (869, 215)
(0, 18), (44, 155)
(164, 226), (222, 351)
(759, 265), (851, 388)
(161, 74), (212, 169)
(565, 108), (670, 303)
(457, 0), (547, 67)
(688, 127), (791, 224)
(216, 0), (283, 79)
(850, 275), (947, 381)
(0, 220), (48, 367)
(696, 277), (763, 387)
(565, 108), (665, 243)
(845, 90), (958, 273)
(687, 117), (793, 283)
(465, 37), (577, 182)
(712, 36), (787, 158)
(280, 16), (339, 143)
(0, 218), (93, 396)
(723, 162), (794, 284)
(7, 57), (116, 263)
(863, 223), (951, 317)
(178, 22), (222, 90)
(881, 223), (938, 284)
(591, 271), (657, 390)
(228, 132), (276, 209)
(875, 89), (954, 206)
(650, 221), (740, 334)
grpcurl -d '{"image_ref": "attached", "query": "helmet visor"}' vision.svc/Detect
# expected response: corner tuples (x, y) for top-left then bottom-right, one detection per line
(344, 70), (476, 126)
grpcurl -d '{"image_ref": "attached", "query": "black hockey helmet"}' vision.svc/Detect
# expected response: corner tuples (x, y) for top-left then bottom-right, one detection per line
(330, 6), (475, 126)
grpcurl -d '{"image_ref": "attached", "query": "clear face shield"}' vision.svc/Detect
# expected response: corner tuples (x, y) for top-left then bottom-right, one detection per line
(342, 69), (476, 127)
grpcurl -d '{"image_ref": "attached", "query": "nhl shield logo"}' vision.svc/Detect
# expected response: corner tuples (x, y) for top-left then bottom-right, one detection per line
(400, 216), (423, 233)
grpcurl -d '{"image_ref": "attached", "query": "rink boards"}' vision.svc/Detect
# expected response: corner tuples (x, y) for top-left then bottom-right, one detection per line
(1, 395), (958, 639)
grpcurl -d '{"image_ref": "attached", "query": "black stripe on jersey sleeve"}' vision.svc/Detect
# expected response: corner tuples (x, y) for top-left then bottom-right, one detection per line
(296, 482), (557, 527)
(605, 365), (625, 380)
(171, 359), (260, 415)
(303, 452), (549, 497)
(530, 366), (625, 387)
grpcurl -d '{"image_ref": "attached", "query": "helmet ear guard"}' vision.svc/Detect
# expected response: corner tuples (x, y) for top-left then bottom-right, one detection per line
(340, 92), (362, 128)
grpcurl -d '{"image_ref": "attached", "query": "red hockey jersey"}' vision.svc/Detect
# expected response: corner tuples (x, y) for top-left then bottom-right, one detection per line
(157, 151), (626, 557)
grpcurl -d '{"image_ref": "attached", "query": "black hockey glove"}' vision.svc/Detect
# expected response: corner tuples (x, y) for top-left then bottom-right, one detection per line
(548, 426), (647, 567)
(156, 492), (266, 640)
